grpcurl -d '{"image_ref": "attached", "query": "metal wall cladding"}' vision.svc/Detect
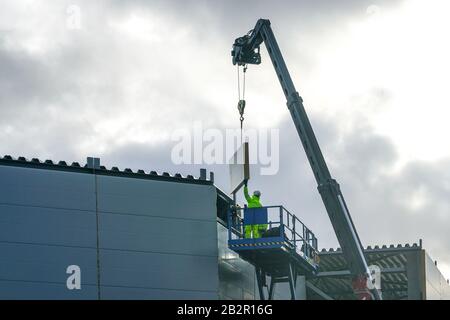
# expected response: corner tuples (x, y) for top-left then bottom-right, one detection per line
(0, 165), (98, 299)
(99, 250), (217, 293)
(0, 165), (96, 211)
(0, 242), (98, 299)
(0, 281), (99, 300)
(0, 204), (97, 247)
(97, 176), (214, 220)
(218, 223), (256, 300)
(98, 213), (217, 256)
(96, 175), (219, 299)
(100, 286), (217, 300)
(272, 277), (306, 300)
(0, 164), (219, 299)
(424, 254), (450, 300)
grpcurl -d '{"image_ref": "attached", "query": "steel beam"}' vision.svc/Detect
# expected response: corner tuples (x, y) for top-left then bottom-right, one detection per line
(315, 267), (406, 278)
(305, 281), (334, 300)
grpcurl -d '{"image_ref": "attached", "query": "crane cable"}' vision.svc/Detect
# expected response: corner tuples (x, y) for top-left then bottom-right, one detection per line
(237, 64), (247, 145)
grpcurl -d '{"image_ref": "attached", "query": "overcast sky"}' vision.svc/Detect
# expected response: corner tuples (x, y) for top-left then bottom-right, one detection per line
(1, 0), (450, 280)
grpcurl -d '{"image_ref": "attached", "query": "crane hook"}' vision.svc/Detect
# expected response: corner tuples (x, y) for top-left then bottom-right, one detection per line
(237, 64), (247, 144)
(238, 99), (245, 129)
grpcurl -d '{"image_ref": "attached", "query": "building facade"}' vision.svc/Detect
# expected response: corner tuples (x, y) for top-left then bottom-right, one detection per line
(0, 155), (449, 299)
(0, 156), (218, 299)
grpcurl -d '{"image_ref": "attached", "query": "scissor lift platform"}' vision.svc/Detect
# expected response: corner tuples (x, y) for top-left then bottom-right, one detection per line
(227, 206), (319, 300)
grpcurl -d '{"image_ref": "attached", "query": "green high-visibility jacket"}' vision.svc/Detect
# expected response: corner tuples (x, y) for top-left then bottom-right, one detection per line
(244, 186), (262, 208)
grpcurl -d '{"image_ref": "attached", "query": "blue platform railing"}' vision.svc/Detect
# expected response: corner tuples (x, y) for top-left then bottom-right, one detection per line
(227, 205), (319, 265)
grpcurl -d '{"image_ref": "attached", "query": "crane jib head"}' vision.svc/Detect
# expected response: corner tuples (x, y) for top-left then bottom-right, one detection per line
(231, 35), (262, 66)
(231, 19), (270, 66)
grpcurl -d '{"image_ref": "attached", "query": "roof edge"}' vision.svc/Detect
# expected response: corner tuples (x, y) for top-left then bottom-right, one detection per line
(0, 155), (214, 186)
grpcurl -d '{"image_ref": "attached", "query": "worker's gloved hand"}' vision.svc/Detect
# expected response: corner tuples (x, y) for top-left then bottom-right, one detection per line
(244, 180), (248, 187)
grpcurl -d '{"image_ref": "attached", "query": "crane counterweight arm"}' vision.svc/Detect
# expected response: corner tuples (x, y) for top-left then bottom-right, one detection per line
(232, 19), (381, 300)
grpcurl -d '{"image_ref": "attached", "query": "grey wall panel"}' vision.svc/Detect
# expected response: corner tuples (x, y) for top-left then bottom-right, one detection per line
(97, 176), (216, 221)
(101, 286), (217, 300)
(0, 281), (98, 300)
(0, 165), (99, 299)
(217, 223), (256, 300)
(0, 204), (96, 248)
(99, 249), (218, 293)
(406, 251), (424, 299)
(98, 213), (217, 256)
(96, 174), (219, 298)
(0, 164), (221, 299)
(0, 242), (98, 285)
(0, 166), (96, 211)
(442, 281), (449, 299)
(424, 253), (450, 300)
(273, 277), (306, 300)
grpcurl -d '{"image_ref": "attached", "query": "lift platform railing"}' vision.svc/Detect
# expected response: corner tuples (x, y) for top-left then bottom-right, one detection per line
(227, 205), (319, 264)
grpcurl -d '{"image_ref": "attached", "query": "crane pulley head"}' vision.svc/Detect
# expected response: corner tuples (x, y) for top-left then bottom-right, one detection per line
(231, 19), (270, 66)
(231, 33), (262, 66)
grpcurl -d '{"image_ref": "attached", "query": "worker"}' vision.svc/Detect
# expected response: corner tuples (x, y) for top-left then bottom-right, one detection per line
(243, 180), (267, 238)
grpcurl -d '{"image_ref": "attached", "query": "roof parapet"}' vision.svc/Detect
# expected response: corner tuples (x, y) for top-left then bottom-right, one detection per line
(1, 154), (214, 185)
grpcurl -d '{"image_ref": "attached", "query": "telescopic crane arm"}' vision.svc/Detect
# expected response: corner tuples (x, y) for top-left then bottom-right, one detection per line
(232, 19), (381, 300)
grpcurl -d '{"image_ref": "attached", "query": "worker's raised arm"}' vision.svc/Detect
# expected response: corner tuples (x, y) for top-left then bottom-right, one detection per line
(243, 184), (251, 203)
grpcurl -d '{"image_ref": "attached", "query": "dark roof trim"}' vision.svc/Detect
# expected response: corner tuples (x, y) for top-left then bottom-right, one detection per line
(0, 155), (213, 186)
(319, 242), (422, 255)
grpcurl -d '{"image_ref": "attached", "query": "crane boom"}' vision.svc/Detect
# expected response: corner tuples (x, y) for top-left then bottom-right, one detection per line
(232, 19), (381, 300)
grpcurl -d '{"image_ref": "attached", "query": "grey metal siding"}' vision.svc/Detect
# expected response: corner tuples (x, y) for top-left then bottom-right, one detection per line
(99, 250), (218, 292)
(406, 250), (424, 300)
(424, 253), (450, 300)
(0, 165), (96, 211)
(0, 165), (98, 299)
(96, 176), (215, 220)
(98, 213), (217, 256)
(96, 175), (218, 299)
(218, 222), (256, 300)
(100, 286), (217, 300)
(0, 281), (98, 300)
(0, 164), (219, 299)
(0, 204), (97, 247)
(0, 242), (98, 286)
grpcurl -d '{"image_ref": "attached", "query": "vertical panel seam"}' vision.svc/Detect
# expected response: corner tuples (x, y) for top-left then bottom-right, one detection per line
(94, 171), (101, 300)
